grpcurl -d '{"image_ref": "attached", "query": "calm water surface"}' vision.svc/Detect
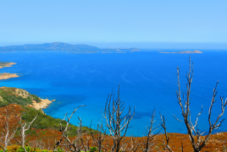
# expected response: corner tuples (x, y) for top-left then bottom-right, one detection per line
(0, 50), (227, 136)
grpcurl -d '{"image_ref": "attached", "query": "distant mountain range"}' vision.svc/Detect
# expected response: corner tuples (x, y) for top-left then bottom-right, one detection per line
(0, 42), (140, 53)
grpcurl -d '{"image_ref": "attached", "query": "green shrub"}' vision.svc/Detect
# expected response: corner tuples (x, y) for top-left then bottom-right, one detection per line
(89, 147), (98, 152)
(56, 147), (64, 152)
(16, 146), (31, 152)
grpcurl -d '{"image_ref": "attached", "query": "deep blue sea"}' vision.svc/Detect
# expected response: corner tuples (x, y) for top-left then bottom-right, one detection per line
(0, 50), (227, 136)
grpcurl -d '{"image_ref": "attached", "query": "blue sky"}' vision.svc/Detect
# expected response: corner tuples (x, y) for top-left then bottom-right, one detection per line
(0, 0), (227, 48)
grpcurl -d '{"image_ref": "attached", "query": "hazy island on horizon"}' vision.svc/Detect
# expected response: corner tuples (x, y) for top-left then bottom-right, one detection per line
(0, 42), (141, 53)
(159, 50), (203, 54)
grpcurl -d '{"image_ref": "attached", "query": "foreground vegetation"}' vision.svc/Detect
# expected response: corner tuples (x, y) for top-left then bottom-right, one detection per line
(0, 103), (226, 152)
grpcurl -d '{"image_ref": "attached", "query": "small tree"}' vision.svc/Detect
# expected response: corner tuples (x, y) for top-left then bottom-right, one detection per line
(104, 85), (135, 152)
(0, 106), (19, 152)
(17, 113), (39, 152)
(54, 105), (85, 152)
(140, 109), (158, 152)
(160, 115), (173, 152)
(128, 136), (141, 152)
(174, 57), (227, 152)
(91, 122), (107, 152)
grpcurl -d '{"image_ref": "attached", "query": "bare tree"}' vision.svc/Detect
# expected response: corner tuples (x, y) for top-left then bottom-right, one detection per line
(104, 85), (135, 152)
(91, 122), (107, 152)
(83, 133), (91, 152)
(119, 138), (129, 152)
(0, 107), (18, 152)
(128, 136), (141, 152)
(160, 115), (173, 152)
(16, 113), (39, 152)
(82, 121), (95, 152)
(174, 57), (227, 152)
(54, 105), (85, 151)
(64, 117), (84, 152)
(140, 109), (158, 152)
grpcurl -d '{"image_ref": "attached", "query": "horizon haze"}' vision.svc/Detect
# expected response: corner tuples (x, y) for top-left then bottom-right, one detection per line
(1, 0), (227, 48)
(0, 42), (227, 50)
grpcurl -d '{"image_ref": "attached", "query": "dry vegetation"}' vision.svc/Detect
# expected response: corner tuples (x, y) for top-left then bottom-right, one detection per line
(0, 104), (227, 152)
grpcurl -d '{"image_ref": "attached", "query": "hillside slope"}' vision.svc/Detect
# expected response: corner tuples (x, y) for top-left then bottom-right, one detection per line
(0, 87), (93, 136)
(0, 87), (43, 107)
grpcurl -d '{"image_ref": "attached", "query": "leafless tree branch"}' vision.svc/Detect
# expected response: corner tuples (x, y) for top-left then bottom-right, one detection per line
(18, 113), (39, 152)
(103, 85), (135, 152)
(140, 109), (158, 152)
(0, 107), (18, 152)
(160, 114), (173, 152)
(54, 105), (85, 152)
(174, 57), (227, 152)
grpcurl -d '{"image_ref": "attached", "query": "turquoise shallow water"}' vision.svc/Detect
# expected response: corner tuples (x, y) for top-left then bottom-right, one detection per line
(0, 50), (227, 136)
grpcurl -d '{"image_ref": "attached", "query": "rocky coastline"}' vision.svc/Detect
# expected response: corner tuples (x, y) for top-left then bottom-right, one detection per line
(29, 98), (54, 110)
(0, 73), (20, 80)
(0, 62), (20, 80)
(0, 62), (16, 68)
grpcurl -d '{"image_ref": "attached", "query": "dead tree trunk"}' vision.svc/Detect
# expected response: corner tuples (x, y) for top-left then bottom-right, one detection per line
(160, 115), (173, 152)
(91, 123), (107, 152)
(128, 137), (141, 152)
(174, 57), (227, 152)
(104, 85), (135, 152)
(0, 107), (18, 152)
(53, 105), (85, 152)
(18, 113), (38, 152)
(64, 117), (84, 152)
(140, 109), (158, 152)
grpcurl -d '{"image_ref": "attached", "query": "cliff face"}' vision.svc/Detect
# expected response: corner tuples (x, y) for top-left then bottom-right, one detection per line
(0, 87), (52, 109)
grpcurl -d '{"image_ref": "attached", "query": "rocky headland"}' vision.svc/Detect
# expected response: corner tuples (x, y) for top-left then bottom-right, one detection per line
(0, 87), (53, 110)
(0, 62), (20, 80)
(0, 73), (20, 80)
(28, 98), (54, 110)
(0, 62), (16, 68)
